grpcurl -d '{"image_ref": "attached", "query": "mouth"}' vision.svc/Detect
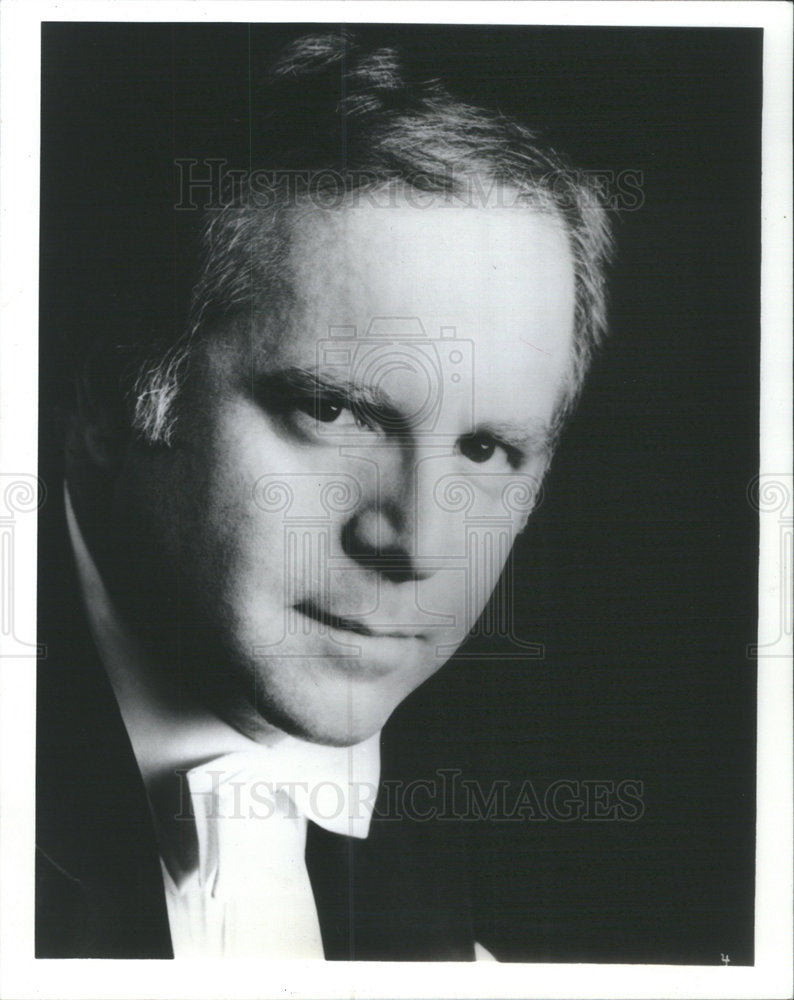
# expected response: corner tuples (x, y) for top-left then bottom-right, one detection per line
(293, 600), (423, 640)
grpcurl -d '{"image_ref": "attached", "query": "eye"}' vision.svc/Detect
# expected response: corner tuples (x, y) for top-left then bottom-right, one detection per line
(458, 432), (498, 464)
(293, 392), (373, 431)
(295, 394), (345, 423)
(457, 431), (523, 469)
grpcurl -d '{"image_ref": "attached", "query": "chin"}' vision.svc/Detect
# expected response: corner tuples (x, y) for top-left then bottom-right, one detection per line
(232, 661), (425, 747)
(233, 699), (386, 748)
(281, 686), (400, 746)
(199, 621), (449, 747)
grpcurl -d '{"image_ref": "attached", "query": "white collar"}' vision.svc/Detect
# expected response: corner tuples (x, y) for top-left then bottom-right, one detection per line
(64, 485), (381, 846)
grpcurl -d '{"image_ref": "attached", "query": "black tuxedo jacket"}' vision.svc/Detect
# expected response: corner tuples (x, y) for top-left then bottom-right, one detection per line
(35, 486), (477, 960)
(35, 481), (759, 967)
(38, 474), (755, 965)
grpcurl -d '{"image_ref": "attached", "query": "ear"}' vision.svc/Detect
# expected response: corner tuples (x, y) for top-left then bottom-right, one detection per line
(74, 349), (131, 472)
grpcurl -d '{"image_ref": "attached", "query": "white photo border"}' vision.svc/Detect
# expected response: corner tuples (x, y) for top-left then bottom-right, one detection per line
(1, 2), (791, 999)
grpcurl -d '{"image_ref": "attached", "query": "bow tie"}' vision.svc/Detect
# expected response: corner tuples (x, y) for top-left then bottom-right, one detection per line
(161, 738), (380, 958)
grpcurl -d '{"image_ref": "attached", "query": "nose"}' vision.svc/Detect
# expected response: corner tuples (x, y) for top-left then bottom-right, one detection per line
(341, 452), (453, 584)
(342, 501), (433, 584)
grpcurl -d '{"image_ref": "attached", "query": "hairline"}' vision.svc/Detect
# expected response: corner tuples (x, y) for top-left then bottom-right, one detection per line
(131, 176), (590, 446)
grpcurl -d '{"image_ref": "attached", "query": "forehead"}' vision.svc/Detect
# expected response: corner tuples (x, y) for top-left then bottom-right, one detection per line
(272, 199), (576, 416)
(286, 198), (575, 330)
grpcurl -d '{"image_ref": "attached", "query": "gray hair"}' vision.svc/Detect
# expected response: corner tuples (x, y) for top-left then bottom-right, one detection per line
(131, 31), (614, 445)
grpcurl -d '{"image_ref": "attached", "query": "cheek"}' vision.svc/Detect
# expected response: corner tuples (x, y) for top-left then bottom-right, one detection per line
(190, 410), (319, 606)
(481, 540), (513, 590)
(196, 461), (281, 599)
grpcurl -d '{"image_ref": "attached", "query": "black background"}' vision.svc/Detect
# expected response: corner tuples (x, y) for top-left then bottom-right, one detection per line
(40, 23), (760, 964)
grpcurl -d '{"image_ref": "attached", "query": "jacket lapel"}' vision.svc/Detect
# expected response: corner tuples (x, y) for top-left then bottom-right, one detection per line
(35, 484), (172, 958)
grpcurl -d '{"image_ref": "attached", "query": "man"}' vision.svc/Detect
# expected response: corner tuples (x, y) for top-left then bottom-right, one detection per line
(36, 30), (612, 959)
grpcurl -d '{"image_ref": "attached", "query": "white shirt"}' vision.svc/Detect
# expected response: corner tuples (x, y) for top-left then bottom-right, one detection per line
(65, 488), (380, 958)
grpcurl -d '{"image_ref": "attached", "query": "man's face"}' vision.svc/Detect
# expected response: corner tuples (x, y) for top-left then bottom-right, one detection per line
(109, 198), (575, 745)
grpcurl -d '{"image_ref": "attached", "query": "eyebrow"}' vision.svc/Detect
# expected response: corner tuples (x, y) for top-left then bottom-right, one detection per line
(255, 366), (408, 428)
(256, 365), (554, 456)
(476, 420), (554, 458)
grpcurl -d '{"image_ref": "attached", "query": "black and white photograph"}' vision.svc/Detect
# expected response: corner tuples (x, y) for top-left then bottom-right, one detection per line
(0, 3), (791, 999)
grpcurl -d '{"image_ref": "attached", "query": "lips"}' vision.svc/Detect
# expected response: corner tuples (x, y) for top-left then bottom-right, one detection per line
(293, 600), (423, 639)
